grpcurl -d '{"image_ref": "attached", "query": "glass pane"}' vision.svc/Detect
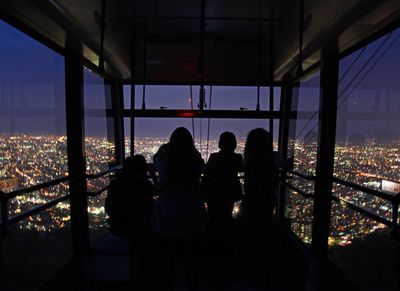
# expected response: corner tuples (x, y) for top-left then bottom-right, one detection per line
(9, 182), (69, 218)
(334, 28), (400, 187)
(134, 118), (278, 161)
(1, 205), (72, 291)
(285, 189), (314, 245)
(0, 20), (67, 194)
(284, 71), (320, 245)
(289, 72), (320, 176)
(134, 85), (193, 110)
(124, 118), (131, 157)
(132, 85), (281, 111)
(84, 70), (116, 174)
(123, 85), (131, 109)
(88, 190), (109, 244)
(134, 118), (194, 162)
(331, 27), (400, 290)
(202, 118), (279, 158)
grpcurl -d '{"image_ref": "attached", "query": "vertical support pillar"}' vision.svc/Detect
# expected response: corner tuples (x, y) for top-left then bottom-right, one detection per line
(269, 14), (274, 136)
(130, 22), (136, 157)
(105, 79), (117, 166)
(0, 193), (8, 236)
(392, 201), (399, 235)
(277, 85), (292, 221)
(130, 85), (135, 156)
(307, 43), (339, 290)
(112, 80), (124, 163)
(65, 50), (90, 257)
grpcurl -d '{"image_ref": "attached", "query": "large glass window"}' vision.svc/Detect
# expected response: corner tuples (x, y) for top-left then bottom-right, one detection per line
(0, 20), (67, 192)
(83, 70), (116, 241)
(284, 71), (321, 245)
(0, 19), (69, 218)
(134, 117), (278, 162)
(0, 19), (71, 290)
(84, 70), (116, 174)
(134, 85), (193, 110)
(130, 85), (281, 111)
(329, 27), (400, 290)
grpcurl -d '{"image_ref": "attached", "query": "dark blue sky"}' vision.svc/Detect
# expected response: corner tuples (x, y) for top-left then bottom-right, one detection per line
(1, 19), (399, 143)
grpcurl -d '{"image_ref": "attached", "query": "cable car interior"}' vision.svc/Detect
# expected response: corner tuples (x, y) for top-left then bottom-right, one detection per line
(0, 0), (400, 290)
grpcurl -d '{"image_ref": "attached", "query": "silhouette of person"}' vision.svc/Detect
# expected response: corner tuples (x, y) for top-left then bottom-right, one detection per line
(237, 128), (278, 289)
(105, 155), (155, 239)
(202, 131), (243, 225)
(241, 128), (277, 226)
(152, 127), (206, 291)
(106, 155), (156, 290)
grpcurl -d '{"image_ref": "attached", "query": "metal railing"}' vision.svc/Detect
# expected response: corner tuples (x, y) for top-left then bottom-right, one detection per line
(0, 176), (69, 235)
(85, 165), (122, 197)
(332, 176), (399, 233)
(281, 169), (400, 235)
(0, 165), (123, 236)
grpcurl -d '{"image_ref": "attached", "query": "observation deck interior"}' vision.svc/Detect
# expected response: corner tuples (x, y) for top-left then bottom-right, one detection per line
(0, 0), (400, 290)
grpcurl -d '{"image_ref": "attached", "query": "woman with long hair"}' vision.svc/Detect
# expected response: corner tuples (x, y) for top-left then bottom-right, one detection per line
(238, 128), (277, 289)
(153, 127), (205, 291)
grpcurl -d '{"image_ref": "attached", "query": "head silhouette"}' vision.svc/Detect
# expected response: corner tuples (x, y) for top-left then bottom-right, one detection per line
(169, 127), (194, 152)
(218, 131), (237, 152)
(132, 154), (147, 177)
(245, 128), (272, 156)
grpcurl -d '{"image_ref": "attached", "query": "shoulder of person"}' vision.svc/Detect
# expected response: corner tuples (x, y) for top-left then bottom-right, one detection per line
(209, 152), (218, 159)
(234, 152), (243, 160)
(207, 152), (219, 163)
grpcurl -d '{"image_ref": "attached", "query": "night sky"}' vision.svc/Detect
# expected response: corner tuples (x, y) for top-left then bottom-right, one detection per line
(1, 19), (399, 143)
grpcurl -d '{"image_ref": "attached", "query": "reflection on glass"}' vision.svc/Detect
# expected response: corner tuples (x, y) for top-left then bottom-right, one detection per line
(124, 118), (131, 157)
(132, 85), (281, 111)
(330, 27), (400, 290)
(9, 183), (69, 220)
(285, 71), (320, 244)
(84, 70), (116, 174)
(0, 19), (68, 238)
(134, 85), (193, 109)
(285, 189), (314, 245)
(289, 72), (320, 176)
(88, 191), (109, 243)
(123, 85), (131, 109)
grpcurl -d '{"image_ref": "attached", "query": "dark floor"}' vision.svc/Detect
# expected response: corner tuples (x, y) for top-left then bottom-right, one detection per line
(41, 221), (309, 291)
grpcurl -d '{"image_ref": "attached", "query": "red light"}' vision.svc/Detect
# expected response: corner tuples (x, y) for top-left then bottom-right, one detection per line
(177, 112), (195, 117)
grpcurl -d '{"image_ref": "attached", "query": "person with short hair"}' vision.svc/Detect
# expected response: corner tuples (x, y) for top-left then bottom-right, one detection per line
(202, 131), (243, 225)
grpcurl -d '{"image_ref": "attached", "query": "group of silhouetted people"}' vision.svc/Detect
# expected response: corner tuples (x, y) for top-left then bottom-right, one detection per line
(105, 127), (278, 291)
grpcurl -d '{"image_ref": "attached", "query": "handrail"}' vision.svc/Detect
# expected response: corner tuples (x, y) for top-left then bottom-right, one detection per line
(86, 185), (110, 197)
(86, 165), (122, 179)
(333, 176), (400, 203)
(286, 169), (316, 181)
(282, 181), (314, 198)
(8, 194), (71, 225)
(331, 195), (391, 227)
(0, 176), (70, 236)
(1, 176), (69, 201)
(280, 169), (399, 234)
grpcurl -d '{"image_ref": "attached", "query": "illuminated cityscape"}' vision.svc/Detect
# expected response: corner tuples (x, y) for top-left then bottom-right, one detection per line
(0, 134), (399, 248)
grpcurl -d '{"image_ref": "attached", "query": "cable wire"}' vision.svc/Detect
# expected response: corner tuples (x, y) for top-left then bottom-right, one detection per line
(294, 32), (393, 140)
(189, 85), (195, 141)
(301, 32), (398, 138)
